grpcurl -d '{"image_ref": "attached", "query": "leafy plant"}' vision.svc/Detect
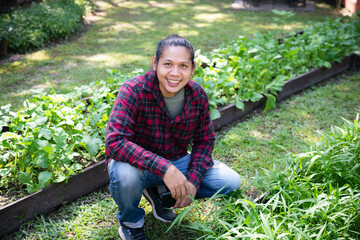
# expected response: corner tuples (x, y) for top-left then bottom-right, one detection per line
(0, 69), (131, 194)
(170, 113), (360, 239)
(194, 16), (360, 119)
(0, 13), (12, 40)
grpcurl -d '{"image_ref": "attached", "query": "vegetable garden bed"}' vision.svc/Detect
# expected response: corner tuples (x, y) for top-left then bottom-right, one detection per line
(0, 52), (358, 237)
(212, 53), (359, 130)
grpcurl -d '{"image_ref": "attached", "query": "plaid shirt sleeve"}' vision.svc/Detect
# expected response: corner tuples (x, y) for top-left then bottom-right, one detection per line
(105, 81), (172, 178)
(186, 90), (216, 189)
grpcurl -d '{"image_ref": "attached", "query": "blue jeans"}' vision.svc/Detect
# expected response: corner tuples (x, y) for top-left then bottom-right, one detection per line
(107, 154), (241, 228)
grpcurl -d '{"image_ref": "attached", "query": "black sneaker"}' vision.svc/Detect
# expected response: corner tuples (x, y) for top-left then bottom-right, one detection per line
(118, 222), (147, 240)
(143, 187), (177, 223)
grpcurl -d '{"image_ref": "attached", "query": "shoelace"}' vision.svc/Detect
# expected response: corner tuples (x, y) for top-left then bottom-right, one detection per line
(127, 227), (146, 240)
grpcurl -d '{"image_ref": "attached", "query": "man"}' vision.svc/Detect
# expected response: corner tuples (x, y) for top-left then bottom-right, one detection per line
(105, 34), (241, 240)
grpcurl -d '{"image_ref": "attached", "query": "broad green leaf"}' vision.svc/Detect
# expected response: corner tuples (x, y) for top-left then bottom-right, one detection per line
(36, 156), (49, 169)
(26, 186), (37, 194)
(0, 168), (11, 177)
(1, 132), (21, 141)
(101, 113), (109, 123)
(42, 146), (55, 155)
(54, 128), (68, 149)
(53, 174), (67, 183)
(248, 48), (258, 54)
(35, 116), (48, 126)
(83, 133), (103, 156)
(235, 101), (245, 110)
(38, 171), (52, 187)
(70, 163), (82, 172)
(210, 109), (221, 120)
(37, 139), (50, 148)
(264, 94), (276, 112)
(323, 61), (332, 69)
(39, 128), (52, 140)
(18, 172), (32, 184)
(90, 114), (102, 126)
(74, 122), (84, 131)
(250, 92), (263, 102)
(65, 118), (75, 126)
(195, 76), (205, 85)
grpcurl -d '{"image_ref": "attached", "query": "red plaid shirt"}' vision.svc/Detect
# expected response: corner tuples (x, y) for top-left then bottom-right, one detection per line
(105, 71), (215, 189)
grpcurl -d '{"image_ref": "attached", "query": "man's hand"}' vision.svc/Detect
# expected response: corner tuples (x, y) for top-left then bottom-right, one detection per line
(163, 165), (190, 200)
(173, 182), (197, 209)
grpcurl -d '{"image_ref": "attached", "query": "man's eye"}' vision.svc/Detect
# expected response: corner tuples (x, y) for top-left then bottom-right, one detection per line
(181, 64), (188, 68)
(164, 63), (171, 66)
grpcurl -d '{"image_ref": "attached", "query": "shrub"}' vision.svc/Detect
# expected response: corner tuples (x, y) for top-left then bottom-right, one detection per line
(0, 0), (87, 53)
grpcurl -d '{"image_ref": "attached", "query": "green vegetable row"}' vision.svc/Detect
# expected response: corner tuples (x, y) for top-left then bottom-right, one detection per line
(0, 70), (136, 194)
(193, 16), (360, 119)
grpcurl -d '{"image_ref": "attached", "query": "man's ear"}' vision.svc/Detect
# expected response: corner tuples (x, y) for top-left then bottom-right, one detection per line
(152, 56), (157, 71)
(191, 61), (197, 75)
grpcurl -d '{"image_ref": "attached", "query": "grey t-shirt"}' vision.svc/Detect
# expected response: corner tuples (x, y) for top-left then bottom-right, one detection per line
(164, 88), (185, 119)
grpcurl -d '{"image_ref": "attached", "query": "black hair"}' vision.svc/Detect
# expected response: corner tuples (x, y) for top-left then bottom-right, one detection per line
(155, 34), (195, 66)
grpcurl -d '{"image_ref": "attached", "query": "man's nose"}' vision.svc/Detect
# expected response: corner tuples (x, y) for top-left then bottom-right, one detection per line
(170, 66), (180, 76)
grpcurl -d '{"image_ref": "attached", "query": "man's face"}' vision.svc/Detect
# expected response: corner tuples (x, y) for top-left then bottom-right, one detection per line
(152, 46), (196, 98)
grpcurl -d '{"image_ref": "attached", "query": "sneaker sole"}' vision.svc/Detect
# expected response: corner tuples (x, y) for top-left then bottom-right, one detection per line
(143, 189), (173, 223)
(118, 226), (126, 240)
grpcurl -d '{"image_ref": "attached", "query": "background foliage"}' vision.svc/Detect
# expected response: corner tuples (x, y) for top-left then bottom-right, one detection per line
(0, 0), (90, 53)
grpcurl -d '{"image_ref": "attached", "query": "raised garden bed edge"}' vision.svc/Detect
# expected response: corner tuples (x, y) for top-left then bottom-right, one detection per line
(0, 53), (359, 237)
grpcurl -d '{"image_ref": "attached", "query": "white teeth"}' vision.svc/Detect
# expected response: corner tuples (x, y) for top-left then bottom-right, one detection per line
(168, 80), (180, 84)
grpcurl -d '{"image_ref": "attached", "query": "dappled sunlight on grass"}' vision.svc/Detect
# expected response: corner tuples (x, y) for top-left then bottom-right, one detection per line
(27, 50), (51, 61)
(220, 132), (244, 146)
(77, 53), (118, 64)
(76, 53), (149, 69)
(194, 13), (232, 22)
(177, 29), (200, 37)
(193, 4), (220, 12)
(249, 130), (271, 140)
(104, 22), (138, 32)
(148, 0), (178, 9)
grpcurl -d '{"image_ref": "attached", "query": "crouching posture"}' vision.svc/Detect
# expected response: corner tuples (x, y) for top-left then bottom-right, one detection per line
(105, 34), (241, 240)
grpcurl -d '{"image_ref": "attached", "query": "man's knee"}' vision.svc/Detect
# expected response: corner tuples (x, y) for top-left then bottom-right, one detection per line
(223, 172), (241, 195)
(214, 162), (241, 195)
(108, 160), (143, 191)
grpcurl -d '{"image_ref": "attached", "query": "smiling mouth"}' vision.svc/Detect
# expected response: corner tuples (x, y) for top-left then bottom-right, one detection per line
(167, 79), (181, 86)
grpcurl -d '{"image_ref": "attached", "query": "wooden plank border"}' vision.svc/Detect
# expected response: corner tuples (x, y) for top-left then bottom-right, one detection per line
(0, 160), (108, 237)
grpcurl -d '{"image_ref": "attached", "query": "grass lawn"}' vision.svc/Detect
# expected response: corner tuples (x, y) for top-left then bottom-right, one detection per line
(5, 69), (360, 239)
(0, 0), (340, 111)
